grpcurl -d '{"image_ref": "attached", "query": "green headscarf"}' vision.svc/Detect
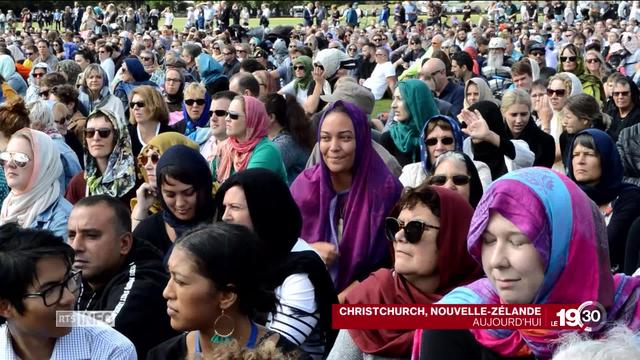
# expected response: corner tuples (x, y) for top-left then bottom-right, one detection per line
(293, 55), (313, 92)
(388, 79), (439, 161)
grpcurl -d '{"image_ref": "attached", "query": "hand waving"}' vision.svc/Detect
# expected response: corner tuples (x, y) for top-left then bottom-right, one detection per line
(459, 109), (492, 142)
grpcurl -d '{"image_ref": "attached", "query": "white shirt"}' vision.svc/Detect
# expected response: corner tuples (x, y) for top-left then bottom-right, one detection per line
(0, 320), (136, 360)
(164, 12), (174, 26)
(363, 61), (395, 100)
(279, 80), (309, 107)
(100, 58), (115, 85)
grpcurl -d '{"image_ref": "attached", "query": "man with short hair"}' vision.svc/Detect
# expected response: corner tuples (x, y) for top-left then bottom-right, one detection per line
(68, 196), (176, 358)
(222, 45), (239, 77)
(180, 43), (202, 82)
(35, 39), (58, 69)
(511, 60), (533, 92)
(199, 90), (236, 164)
(362, 47), (396, 100)
(451, 51), (474, 85)
(229, 72), (260, 97)
(0, 223), (137, 359)
(527, 41), (556, 82)
(422, 58), (464, 116)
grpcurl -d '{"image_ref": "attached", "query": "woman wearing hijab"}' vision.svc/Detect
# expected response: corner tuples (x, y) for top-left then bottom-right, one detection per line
(328, 184), (482, 359)
(216, 168), (338, 359)
(501, 89), (555, 168)
(65, 108), (137, 205)
(172, 83), (211, 138)
(428, 151), (484, 208)
(0, 54), (27, 96)
(197, 53), (229, 96)
(416, 167), (640, 360)
(131, 132), (198, 230)
(133, 145), (214, 256)
(113, 57), (159, 111)
(278, 55), (313, 107)
(214, 95), (286, 184)
(290, 100), (404, 297)
(0, 128), (71, 238)
(162, 68), (185, 125)
(556, 43), (606, 106)
(380, 79), (439, 167)
(460, 101), (535, 181)
(77, 64), (126, 125)
(463, 77), (498, 109)
(568, 129), (640, 273)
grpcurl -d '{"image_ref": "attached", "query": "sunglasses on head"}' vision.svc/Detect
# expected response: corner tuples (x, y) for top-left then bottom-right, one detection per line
(210, 109), (228, 117)
(428, 174), (471, 186)
(384, 217), (440, 244)
(185, 99), (205, 106)
(546, 88), (566, 97)
(129, 101), (145, 109)
(0, 151), (31, 168)
(84, 128), (113, 139)
(425, 136), (454, 147)
(138, 152), (160, 167)
(560, 56), (577, 62)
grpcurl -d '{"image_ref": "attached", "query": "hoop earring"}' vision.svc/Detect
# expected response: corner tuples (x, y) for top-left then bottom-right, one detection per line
(210, 309), (235, 344)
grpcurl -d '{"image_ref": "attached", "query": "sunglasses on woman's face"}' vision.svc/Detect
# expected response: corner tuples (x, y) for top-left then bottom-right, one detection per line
(129, 101), (145, 109)
(425, 136), (454, 147)
(586, 58), (600, 64)
(138, 152), (160, 167)
(384, 217), (440, 244)
(546, 88), (566, 97)
(226, 111), (241, 120)
(84, 128), (113, 139)
(185, 99), (205, 106)
(428, 174), (471, 186)
(293, 65), (305, 71)
(560, 56), (577, 62)
(0, 151), (31, 168)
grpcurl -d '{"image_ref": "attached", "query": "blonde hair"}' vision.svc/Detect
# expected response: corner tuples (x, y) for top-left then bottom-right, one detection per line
(183, 82), (206, 99)
(548, 73), (574, 94)
(501, 88), (532, 114)
(129, 85), (169, 126)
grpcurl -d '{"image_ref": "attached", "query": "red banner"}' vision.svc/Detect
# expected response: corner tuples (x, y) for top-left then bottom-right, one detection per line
(332, 303), (607, 332)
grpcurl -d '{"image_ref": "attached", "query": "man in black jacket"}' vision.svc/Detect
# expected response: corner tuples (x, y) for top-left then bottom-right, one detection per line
(68, 195), (176, 358)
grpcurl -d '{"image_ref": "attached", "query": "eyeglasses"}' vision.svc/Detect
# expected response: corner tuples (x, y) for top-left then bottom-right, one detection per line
(138, 151), (160, 167)
(385, 217), (440, 243)
(226, 111), (241, 120)
(530, 51), (544, 57)
(84, 128), (113, 139)
(55, 114), (72, 125)
(211, 109), (228, 117)
(428, 174), (471, 186)
(0, 152), (31, 168)
(425, 136), (454, 147)
(165, 78), (181, 83)
(613, 91), (630, 97)
(348, 48), (357, 52)
(25, 52), (33, 56)
(546, 88), (567, 97)
(39, 90), (50, 98)
(23, 270), (82, 307)
(560, 56), (577, 62)
(129, 101), (145, 109)
(98, 50), (107, 53)
(411, 41), (421, 45)
(314, 63), (324, 70)
(140, 56), (153, 61)
(372, 37), (381, 41)
(293, 64), (306, 71)
(236, 49), (247, 53)
(33, 72), (45, 78)
(586, 58), (600, 64)
(185, 99), (205, 106)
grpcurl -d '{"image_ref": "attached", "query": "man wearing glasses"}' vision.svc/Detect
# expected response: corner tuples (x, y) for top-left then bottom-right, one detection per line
(362, 47), (397, 100)
(0, 223), (137, 359)
(527, 41), (556, 82)
(422, 58), (464, 117)
(68, 196), (175, 358)
(222, 45), (239, 77)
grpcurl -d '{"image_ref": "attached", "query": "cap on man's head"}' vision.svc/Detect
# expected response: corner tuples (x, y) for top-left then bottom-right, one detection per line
(526, 41), (545, 54)
(320, 77), (375, 115)
(488, 37), (507, 50)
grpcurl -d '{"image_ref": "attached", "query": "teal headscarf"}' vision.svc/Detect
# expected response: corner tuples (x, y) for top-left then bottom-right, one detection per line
(293, 55), (313, 92)
(388, 79), (439, 160)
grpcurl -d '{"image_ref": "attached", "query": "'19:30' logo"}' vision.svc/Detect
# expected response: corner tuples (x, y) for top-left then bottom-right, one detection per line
(555, 301), (606, 332)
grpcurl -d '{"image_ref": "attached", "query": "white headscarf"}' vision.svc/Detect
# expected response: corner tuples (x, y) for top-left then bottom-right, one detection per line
(0, 129), (62, 228)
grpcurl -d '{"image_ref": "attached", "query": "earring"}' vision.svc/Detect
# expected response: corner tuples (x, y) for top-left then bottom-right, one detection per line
(210, 309), (235, 344)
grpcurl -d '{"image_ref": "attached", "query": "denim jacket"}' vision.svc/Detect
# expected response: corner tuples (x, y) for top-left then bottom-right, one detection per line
(28, 194), (72, 240)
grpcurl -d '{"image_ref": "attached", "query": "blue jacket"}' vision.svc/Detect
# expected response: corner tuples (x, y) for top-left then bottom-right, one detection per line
(28, 194), (72, 240)
(53, 136), (82, 190)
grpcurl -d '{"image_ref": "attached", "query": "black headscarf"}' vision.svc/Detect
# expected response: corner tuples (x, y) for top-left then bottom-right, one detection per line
(468, 101), (511, 180)
(156, 145), (214, 237)
(430, 151), (484, 208)
(215, 168), (338, 354)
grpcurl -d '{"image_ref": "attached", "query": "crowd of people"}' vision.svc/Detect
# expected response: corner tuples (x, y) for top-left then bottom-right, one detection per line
(2, 0), (640, 359)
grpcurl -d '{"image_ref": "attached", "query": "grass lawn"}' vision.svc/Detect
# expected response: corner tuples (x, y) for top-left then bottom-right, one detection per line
(372, 99), (392, 118)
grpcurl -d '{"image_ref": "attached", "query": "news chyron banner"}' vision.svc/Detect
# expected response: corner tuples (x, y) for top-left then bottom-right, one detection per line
(333, 302), (607, 331)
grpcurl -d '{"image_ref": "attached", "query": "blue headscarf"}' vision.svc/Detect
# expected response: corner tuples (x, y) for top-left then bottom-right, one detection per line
(419, 115), (464, 174)
(567, 128), (636, 205)
(181, 90), (212, 137)
(124, 58), (151, 82)
(197, 53), (226, 88)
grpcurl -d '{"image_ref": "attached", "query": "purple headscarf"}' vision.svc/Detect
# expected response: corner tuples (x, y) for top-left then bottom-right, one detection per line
(290, 101), (403, 292)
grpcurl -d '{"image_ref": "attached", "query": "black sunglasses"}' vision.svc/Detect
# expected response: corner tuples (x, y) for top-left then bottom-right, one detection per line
(560, 56), (577, 62)
(226, 111), (240, 120)
(129, 101), (145, 109)
(385, 217), (440, 244)
(546, 88), (566, 97)
(428, 174), (471, 186)
(210, 109), (228, 117)
(185, 99), (205, 106)
(425, 137), (454, 147)
(84, 128), (113, 139)
(39, 90), (50, 98)
(293, 65), (305, 70)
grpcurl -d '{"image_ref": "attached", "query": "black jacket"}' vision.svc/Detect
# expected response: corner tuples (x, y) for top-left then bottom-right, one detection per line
(76, 238), (177, 358)
(508, 119), (556, 168)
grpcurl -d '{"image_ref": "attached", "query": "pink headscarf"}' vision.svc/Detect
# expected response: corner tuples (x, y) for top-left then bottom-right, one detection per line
(216, 96), (269, 183)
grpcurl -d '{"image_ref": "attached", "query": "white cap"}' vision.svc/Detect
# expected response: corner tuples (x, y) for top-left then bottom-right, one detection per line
(488, 37), (507, 49)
